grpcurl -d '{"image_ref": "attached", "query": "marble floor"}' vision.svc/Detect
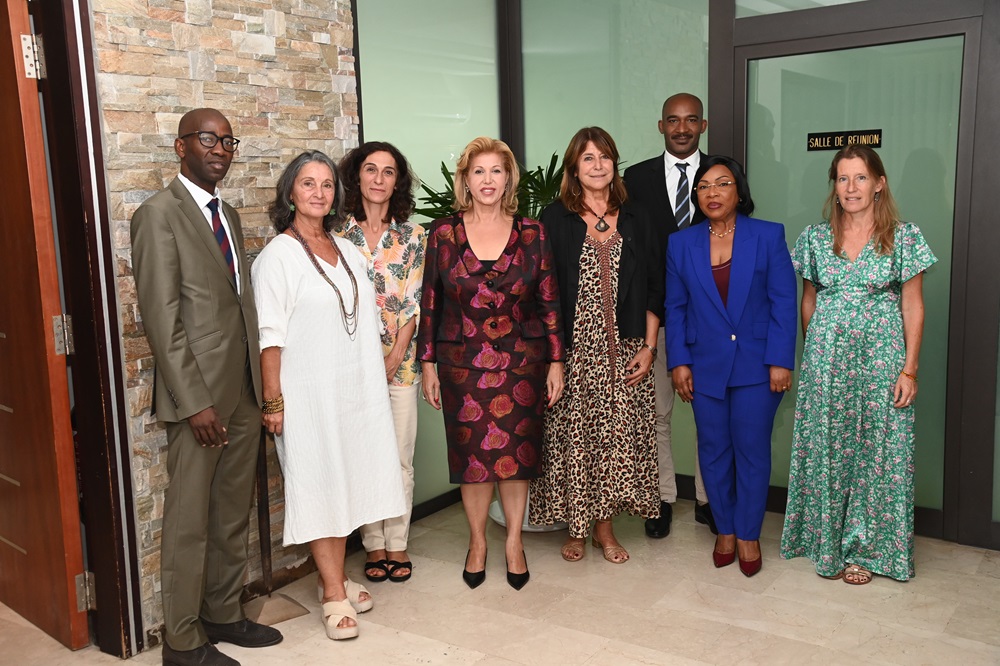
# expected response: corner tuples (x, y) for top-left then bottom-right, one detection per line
(4, 500), (1000, 665)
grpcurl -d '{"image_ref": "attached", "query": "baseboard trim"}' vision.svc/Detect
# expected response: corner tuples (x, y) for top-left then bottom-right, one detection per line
(240, 488), (463, 607)
(677, 474), (945, 539)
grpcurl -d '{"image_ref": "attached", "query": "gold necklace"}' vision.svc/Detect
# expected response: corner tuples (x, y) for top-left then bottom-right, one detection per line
(708, 220), (736, 238)
(289, 222), (360, 338)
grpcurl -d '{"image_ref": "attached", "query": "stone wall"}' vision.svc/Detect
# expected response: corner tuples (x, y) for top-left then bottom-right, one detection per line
(92, 0), (358, 643)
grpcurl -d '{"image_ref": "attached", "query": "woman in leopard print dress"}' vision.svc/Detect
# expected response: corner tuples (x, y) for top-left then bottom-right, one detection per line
(529, 127), (662, 563)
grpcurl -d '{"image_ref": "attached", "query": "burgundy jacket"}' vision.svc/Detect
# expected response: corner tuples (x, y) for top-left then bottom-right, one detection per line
(418, 213), (565, 370)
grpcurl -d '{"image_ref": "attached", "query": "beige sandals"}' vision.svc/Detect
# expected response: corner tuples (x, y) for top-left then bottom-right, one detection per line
(316, 577), (374, 613)
(842, 564), (873, 585)
(322, 599), (359, 640)
(561, 538), (586, 562)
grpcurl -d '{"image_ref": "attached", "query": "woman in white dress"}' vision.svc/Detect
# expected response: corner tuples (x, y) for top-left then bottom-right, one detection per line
(252, 151), (406, 641)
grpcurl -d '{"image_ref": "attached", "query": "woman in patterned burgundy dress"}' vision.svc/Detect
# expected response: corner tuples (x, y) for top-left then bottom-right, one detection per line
(418, 137), (565, 591)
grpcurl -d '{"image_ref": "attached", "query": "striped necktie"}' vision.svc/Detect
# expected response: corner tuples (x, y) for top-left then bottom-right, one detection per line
(674, 162), (691, 229)
(207, 198), (236, 280)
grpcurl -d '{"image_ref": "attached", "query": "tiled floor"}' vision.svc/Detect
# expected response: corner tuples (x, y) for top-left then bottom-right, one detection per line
(4, 501), (1000, 665)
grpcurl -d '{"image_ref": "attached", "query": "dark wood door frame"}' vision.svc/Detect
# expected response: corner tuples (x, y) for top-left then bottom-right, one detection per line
(28, 0), (143, 655)
(708, 0), (1000, 549)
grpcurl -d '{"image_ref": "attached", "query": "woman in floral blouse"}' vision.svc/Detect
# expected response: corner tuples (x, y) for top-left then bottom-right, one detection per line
(419, 137), (565, 591)
(338, 142), (426, 584)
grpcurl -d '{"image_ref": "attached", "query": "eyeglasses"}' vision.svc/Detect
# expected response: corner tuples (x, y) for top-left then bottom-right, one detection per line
(178, 131), (240, 152)
(696, 181), (735, 193)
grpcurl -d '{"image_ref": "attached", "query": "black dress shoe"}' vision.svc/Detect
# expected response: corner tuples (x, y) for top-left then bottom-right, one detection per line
(644, 501), (673, 538)
(163, 642), (239, 666)
(462, 549), (486, 589)
(506, 551), (530, 591)
(201, 618), (283, 648)
(695, 502), (719, 535)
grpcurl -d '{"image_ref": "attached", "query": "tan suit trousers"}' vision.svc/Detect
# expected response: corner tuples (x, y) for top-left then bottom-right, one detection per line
(160, 369), (260, 650)
(654, 328), (707, 504)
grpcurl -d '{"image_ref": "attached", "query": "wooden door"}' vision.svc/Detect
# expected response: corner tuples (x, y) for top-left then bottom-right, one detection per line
(0, 0), (89, 649)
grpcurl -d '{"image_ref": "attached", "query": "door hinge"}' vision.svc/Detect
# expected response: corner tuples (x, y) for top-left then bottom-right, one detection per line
(53, 314), (75, 355)
(75, 571), (96, 611)
(20, 33), (45, 80)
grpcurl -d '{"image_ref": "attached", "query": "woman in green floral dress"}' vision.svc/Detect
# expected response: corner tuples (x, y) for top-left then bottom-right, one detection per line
(780, 146), (936, 584)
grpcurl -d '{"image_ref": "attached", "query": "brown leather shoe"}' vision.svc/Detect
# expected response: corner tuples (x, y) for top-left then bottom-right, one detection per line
(201, 618), (283, 648)
(162, 642), (239, 666)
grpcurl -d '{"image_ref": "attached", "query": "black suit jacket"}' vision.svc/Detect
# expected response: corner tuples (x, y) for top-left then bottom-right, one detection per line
(540, 199), (663, 349)
(623, 151), (708, 254)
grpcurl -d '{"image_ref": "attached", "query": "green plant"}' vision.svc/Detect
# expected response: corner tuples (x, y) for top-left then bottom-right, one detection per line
(414, 153), (564, 222)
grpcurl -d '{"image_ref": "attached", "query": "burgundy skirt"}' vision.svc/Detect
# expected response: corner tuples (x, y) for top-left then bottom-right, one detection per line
(439, 362), (546, 483)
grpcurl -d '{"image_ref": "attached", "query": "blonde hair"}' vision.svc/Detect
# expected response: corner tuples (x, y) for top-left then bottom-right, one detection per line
(822, 145), (901, 256)
(453, 137), (520, 217)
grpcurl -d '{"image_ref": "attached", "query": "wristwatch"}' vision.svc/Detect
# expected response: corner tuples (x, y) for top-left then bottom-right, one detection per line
(641, 342), (657, 358)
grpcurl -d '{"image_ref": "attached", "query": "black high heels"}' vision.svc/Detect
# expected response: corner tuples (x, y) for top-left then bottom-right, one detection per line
(462, 549), (486, 589)
(506, 551), (530, 591)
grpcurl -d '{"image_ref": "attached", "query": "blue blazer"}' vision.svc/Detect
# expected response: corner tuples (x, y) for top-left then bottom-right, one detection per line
(665, 214), (797, 400)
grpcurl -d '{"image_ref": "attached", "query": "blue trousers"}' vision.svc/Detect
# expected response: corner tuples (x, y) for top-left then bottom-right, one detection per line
(691, 382), (783, 541)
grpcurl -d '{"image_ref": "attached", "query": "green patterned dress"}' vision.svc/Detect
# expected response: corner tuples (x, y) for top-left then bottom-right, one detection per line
(779, 222), (936, 581)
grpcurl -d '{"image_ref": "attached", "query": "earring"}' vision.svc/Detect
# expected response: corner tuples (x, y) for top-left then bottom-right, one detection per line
(874, 192), (881, 202)
(835, 196), (840, 205)
(289, 202), (296, 211)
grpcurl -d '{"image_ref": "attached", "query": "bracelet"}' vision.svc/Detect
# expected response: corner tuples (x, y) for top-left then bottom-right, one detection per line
(641, 342), (657, 359)
(899, 371), (917, 382)
(262, 395), (285, 414)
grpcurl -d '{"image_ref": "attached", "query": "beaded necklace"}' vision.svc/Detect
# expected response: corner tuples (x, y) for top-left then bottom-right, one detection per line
(289, 222), (360, 338)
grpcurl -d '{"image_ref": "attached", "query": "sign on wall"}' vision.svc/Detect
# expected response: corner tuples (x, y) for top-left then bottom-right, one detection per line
(807, 129), (883, 151)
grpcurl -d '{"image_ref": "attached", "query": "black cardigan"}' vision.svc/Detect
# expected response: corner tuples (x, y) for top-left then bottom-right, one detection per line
(540, 199), (664, 349)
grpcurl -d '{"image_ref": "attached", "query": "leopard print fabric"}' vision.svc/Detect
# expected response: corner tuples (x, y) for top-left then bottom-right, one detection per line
(530, 232), (660, 538)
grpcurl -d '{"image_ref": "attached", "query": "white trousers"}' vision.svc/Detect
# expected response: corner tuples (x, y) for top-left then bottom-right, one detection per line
(360, 382), (419, 552)
(654, 328), (707, 504)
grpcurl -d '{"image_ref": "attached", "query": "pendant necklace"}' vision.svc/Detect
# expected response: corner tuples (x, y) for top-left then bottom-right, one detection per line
(584, 203), (611, 232)
(289, 222), (360, 338)
(708, 221), (736, 239)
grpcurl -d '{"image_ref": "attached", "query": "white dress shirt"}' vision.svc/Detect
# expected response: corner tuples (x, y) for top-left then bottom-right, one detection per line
(662, 150), (702, 223)
(178, 173), (242, 294)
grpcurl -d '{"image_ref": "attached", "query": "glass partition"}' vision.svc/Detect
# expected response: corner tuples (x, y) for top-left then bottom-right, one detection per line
(522, 0), (709, 171)
(746, 36), (964, 509)
(356, 0), (500, 208)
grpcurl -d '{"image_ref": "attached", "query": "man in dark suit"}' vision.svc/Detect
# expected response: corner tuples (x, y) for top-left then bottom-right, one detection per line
(623, 93), (717, 539)
(131, 108), (282, 666)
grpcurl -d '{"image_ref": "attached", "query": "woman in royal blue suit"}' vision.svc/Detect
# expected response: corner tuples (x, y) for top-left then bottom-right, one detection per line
(665, 155), (796, 577)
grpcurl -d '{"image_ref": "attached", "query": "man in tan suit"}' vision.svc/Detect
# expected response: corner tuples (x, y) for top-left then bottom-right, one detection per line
(131, 108), (282, 666)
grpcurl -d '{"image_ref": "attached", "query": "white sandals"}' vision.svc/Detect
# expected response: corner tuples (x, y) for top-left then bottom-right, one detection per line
(316, 577), (374, 613)
(322, 599), (359, 640)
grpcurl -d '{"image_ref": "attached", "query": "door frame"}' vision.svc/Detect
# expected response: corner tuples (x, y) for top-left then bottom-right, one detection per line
(708, 0), (1000, 549)
(4, 0), (143, 655)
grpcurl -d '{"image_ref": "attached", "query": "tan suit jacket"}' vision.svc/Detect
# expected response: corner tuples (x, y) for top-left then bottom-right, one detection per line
(131, 177), (261, 420)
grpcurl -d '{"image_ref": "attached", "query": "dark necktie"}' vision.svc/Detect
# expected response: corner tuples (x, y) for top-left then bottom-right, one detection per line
(675, 162), (691, 229)
(207, 198), (235, 280)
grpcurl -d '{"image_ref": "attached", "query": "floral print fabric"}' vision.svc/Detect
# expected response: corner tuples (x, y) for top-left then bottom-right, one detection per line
(337, 216), (426, 386)
(779, 222), (937, 581)
(418, 214), (565, 483)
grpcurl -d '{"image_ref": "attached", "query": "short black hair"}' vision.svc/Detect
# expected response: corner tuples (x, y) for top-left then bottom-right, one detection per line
(692, 154), (755, 218)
